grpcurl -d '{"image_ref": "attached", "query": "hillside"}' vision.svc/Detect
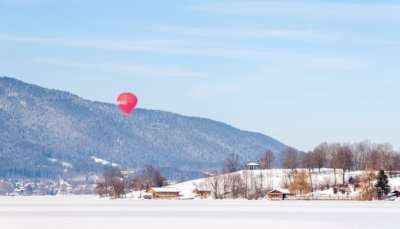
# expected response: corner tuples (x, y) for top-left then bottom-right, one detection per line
(0, 77), (287, 180)
(169, 169), (400, 199)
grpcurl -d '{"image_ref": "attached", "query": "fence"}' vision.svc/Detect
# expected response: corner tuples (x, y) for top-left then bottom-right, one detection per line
(286, 194), (358, 201)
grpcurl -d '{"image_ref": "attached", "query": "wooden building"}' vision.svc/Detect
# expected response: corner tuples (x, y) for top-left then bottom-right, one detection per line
(193, 189), (211, 199)
(267, 190), (287, 201)
(146, 187), (180, 200)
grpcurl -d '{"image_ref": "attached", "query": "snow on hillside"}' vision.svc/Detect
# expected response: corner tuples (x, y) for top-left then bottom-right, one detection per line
(90, 156), (119, 167)
(0, 76), (287, 181)
(47, 158), (73, 168)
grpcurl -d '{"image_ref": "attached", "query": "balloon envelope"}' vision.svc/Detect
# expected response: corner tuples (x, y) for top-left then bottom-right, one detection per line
(117, 92), (138, 115)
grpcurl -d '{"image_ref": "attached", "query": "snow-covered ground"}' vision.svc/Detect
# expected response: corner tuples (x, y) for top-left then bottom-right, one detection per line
(0, 196), (399, 229)
(171, 169), (400, 198)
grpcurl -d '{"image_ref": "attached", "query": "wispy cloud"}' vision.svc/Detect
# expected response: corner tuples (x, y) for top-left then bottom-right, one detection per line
(0, 34), (280, 59)
(1, 34), (367, 71)
(0, 35), (179, 53)
(190, 1), (400, 18)
(156, 26), (328, 40)
(34, 58), (206, 78)
(268, 55), (367, 72)
(0, 0), (50, 6)
(189, 83), (240, 99)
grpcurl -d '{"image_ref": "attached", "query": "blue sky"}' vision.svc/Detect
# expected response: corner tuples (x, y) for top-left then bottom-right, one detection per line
(1, 0), (400, 150)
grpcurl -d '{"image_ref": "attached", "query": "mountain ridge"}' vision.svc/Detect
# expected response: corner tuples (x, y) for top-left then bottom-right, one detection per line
(0, 76), (279, 137)
(0, 76), (287, 181)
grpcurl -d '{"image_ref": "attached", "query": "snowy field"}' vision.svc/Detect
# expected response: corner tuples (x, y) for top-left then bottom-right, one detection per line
(0, 196), (399, 229)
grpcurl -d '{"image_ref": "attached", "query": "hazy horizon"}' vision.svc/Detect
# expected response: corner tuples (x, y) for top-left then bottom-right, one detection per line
(1, 0), (400, 150)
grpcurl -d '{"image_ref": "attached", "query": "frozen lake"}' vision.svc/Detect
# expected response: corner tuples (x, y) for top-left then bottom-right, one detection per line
(0, 196), (399, 229)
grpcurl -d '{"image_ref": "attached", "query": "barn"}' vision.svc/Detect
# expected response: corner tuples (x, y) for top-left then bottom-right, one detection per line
(146, 188), (180, 200)
(267, 190), (288, 201)
(193, 189), (212, 199)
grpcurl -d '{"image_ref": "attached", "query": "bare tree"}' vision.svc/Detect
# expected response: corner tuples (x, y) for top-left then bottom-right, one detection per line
(335, 145), (354, 185)
(379, 143), (395, 170)
(229, 173), (245, 199)
(142, 164), (166, 188)
(111, 176), (125, 199)
(302, 152), (314, 170)
(353, 141), (371, 170)
(328, 143), (341, 186)
(223, 153), (242, 173)
(130, 176), (146, 198)
(302, 152), (314, 191)
(208, 174), (222, 199)
(259, 150), (274, 169)
(283, 147), (300, 172)
(96, 167), (125, 198)
(312, 143), (328, 172)
(390, 154), (400, 172)
(222, 174), (232, 199)
(258, 171), (264, 192)
(242, 170), (250, 199)
(95, 178), (107, 197)
(366, 149), (380, 171)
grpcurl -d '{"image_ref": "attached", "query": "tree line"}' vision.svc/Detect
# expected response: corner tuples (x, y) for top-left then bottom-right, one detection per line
(95, 164), (166, 199)
(206, 141), (400, 200)
(95, 141), (400, 200)
(224, 141), (400, 176)
(283, 142), (400, 185)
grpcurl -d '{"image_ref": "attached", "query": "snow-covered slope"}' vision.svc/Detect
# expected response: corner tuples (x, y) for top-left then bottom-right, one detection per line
(170, 169), (400, 199)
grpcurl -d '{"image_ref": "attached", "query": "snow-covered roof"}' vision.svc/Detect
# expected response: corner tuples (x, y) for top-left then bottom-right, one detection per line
(150, 187), (180, 193)
(247, 162), (260, 166)
(268, 189), (288, 194)
(268, 190), (283, 194)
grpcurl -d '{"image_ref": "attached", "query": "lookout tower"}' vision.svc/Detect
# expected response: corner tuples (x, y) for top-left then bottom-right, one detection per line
(246, 162), (260, 170)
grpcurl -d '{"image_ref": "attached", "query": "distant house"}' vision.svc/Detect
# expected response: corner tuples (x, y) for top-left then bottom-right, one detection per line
(205, 171), (219, 177)
(0, 181), (13, 195)
(57, 179), (72, 195)
(267, 190), (288, 201)
(193, 189), (211, 199)
(389, 190), (400, 198)
(246, 162), (260, 170)
(146, 187), (180, 200)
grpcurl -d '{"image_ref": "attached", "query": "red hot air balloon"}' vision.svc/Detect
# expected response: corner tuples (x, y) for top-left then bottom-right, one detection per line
(117, 92), (138, 116)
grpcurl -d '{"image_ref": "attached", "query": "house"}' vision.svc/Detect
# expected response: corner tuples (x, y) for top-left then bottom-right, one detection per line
(193, 189), (211, 199)
(388, 190), (400, 198)
(0, 181), (13, 195)
(267, 190), (288, 201)
(146, 187), (180, 200)
(205, 171), (219, 177)
(246, 162), (260, 170)
(391, 190), (400, 197)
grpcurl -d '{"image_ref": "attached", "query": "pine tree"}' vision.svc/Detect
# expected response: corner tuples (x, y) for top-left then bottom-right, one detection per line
(375, 170), (390, 200)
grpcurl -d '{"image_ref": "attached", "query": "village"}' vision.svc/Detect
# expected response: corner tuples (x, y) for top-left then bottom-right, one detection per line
(3, 165), (399, 202)
(0, 175), (97, 196)
(89, 143), (400, 202)
(3, 144), (400, 203)
(86, 163), (400, 202)
(137, 163), (400, 201)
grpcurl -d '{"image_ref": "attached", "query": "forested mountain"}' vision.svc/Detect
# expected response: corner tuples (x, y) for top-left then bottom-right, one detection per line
(0, 77), (287, 180)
